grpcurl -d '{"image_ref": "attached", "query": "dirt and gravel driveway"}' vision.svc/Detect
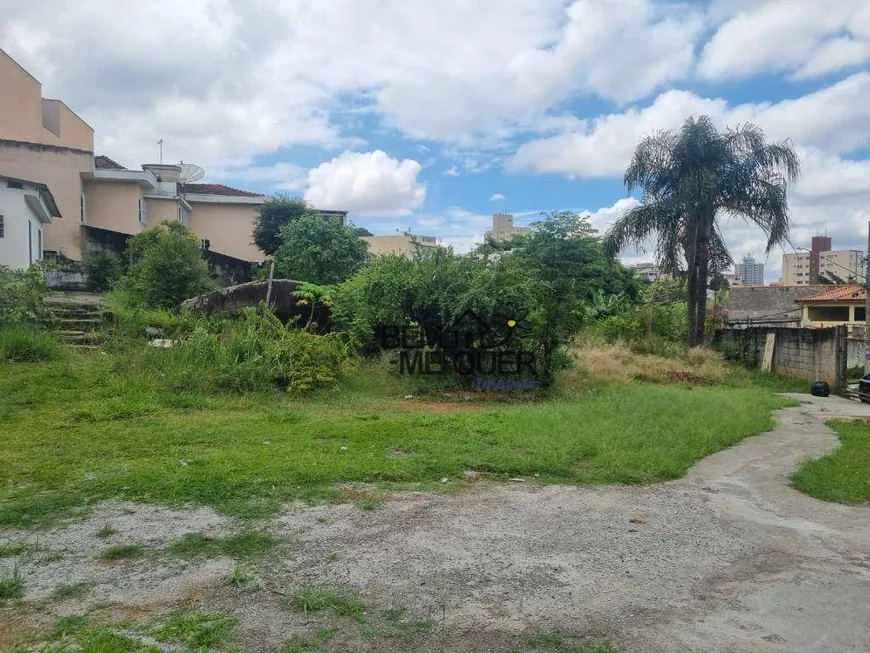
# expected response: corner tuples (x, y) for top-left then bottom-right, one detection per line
(3, 394), (869, 652)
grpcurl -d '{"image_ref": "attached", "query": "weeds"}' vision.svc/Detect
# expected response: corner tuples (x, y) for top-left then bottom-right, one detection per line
(168, 531), (278, 560)
(0, 539), (28, 557)
(99, 544), (144, 561)
(52, 581), (94, 599)
(0, 566), (24, 602)
(279, 627), (338, 653)
(148, 610), (237, 650)
(95, 523), (117, 539)
(288, 587), (366, 620)
(0, 326), (64, 363)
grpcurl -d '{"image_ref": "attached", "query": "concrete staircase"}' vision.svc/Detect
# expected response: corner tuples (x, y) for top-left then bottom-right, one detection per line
(43, 293), (105, 349)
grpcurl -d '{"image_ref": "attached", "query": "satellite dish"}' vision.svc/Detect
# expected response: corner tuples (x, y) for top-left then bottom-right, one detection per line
(178, 162), (205, 184)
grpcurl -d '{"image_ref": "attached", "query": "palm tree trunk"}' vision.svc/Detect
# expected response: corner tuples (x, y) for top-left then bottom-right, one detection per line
(686, 266), (697, 345)
(693, 223), (712, 345)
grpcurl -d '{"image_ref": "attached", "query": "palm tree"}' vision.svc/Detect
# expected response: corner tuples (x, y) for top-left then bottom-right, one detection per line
(604, 116), (800, 345)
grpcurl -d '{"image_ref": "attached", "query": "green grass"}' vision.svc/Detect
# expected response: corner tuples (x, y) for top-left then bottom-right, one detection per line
(288, 587), (367, 620)
(99, 544), (145, 561)
(0, 351), (793, 528)
(0, 326), (65, 363)
(147, 610), (237, 650)
(279, 627), (338, 653)
(52, 581), (94, 599)
(0, 567), (24, 602)
(95, 523), (117, 538)
(0, 539), (28, 557)
(793, 419), (870, 503)
(168, 530), (278, 559)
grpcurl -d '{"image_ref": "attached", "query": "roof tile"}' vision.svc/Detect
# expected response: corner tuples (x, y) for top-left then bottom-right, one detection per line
(94, 155), (127, 169)
(182, 183), (262, 197)
(798, 284), (866, 303)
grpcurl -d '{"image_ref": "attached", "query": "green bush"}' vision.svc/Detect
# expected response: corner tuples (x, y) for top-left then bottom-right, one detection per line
(119, 222), (213, 309)
(0, 326), (64, 362)
(0, 263), (52, 325)
(83, 250), (123, 292)
(123, 309), (350, 394)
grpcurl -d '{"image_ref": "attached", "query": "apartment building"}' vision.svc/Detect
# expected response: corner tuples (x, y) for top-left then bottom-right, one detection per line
(780, 236), (864, 285)
(734, 255), (765, 286)
(631, 262), (660, 283)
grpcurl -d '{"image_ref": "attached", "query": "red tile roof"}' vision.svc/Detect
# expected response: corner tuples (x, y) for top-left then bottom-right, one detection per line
(797, 284), (866, 303)
(94, 155), (127, 169)
(182, 183), (262, 197)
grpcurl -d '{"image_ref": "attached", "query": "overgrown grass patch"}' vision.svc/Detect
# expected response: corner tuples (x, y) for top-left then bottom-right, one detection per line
(100, 544), (145, 561)
(288, 587), (366, 620)
(793, 419), (870, 504)
(0, 326), (64, 363)
(0, 567), (24, 602)
(168, 530), (278, 560)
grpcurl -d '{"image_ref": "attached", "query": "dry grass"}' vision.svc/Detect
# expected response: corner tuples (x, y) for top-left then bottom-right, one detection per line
(569, 344), (734, 386)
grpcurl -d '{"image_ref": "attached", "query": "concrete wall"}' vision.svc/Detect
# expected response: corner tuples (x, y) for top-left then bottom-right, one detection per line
(727, 285), (829, 327)
(187, 202), (264, 263)
(716, 326), (847, 388)
(83, 180), (144, 236)
(0, 141), (92, 260)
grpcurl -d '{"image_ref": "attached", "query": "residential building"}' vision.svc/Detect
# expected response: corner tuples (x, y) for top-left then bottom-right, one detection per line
(0, 48), (348, 274)
(0, 174), (61, 269)
(631, 262), (660, 283)
(797, 284), (867, 335)
(781, 237), (864, 285)
(362, 233), (441, 257)
(734, 255), (765, 286)
(485, 213), (531, 242)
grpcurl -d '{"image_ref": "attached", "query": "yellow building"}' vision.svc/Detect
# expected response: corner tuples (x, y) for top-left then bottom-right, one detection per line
(362, 233), (441, 257)
(798, 285), (867, 334)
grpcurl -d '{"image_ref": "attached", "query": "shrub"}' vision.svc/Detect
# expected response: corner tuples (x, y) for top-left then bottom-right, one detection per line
(120, 222), (213, 309)
(0, 263), (52, 325)
(83, 250), (123, 292)
(0, 326), (64, 362)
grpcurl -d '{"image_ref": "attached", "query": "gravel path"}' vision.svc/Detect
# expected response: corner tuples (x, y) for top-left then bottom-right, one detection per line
(3, 394), (869, 652)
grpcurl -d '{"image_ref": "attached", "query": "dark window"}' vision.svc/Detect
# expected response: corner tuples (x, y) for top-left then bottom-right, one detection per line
(0, 215), (4, 238)
(856, 307), (866, 322)
(28, 220), (33, 265)
(6, 181), (23, 190)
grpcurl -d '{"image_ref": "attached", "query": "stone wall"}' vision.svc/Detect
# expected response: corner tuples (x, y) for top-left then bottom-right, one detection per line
(715, 326), (847, 388)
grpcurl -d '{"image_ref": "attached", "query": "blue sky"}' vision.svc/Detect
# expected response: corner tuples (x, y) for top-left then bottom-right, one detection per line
(2, 0), (869, 280)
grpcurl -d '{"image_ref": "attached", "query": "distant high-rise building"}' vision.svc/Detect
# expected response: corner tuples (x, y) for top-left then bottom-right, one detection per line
(781, 238), (864, 285)
(734, 255), (765, 286)
(485, 213), (531, 242)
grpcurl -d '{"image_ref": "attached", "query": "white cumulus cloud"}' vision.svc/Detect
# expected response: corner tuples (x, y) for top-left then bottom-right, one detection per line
(490, 193), (506, 203)
(304, 151), (426, 215)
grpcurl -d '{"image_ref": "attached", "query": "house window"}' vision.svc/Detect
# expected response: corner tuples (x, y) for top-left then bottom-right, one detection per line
(80, 193), (86, 224)
(178, 204), (189, 225)
(138, 198), (147, 224)
(0, 215), (4, 238)
(28, 220), (33, 265)
(38, 228), (43, 260)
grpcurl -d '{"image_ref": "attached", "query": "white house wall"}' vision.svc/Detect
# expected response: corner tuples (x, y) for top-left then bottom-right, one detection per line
(0, 186), (44, 269)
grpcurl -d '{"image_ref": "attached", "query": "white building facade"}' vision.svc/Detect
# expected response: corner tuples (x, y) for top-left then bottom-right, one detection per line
(0, 176), (60, 269)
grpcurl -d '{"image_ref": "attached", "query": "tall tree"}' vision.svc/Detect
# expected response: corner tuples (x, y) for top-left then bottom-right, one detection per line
(253, 194), (313, 255)
(604, 116), (800, 345)
(274, 214), (370, 285)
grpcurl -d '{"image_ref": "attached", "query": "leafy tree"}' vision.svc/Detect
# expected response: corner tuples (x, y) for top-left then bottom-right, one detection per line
(253, 194), (313, 255)
(0, 262), (55, 325)
(273, 214), (370, 285)
(121, 222), (213, 308)
(604, 115), (800, 345)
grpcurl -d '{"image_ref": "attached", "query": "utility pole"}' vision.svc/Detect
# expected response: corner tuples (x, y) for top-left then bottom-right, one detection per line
(865, 220), (870, 373)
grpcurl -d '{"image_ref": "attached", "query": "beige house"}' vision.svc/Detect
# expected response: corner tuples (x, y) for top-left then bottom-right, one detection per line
(0, 48), (351, 272)
(362, 233), (441, 257)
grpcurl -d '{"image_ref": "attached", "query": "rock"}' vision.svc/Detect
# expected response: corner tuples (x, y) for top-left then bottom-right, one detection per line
(148, 338), (175, 348)
(441, 477), (449, 484)
(144, 326), (163, 337)
(404, 394), (414, 400)
(509, 477), (525, 482)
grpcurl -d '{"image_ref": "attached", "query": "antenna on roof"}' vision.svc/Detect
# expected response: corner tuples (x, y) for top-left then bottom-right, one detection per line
(178, 161), (205, 185)
(158, 139), (163, 164)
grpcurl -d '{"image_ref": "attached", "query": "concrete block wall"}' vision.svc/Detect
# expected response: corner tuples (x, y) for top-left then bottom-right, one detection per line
(715, 326), (847, 388)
